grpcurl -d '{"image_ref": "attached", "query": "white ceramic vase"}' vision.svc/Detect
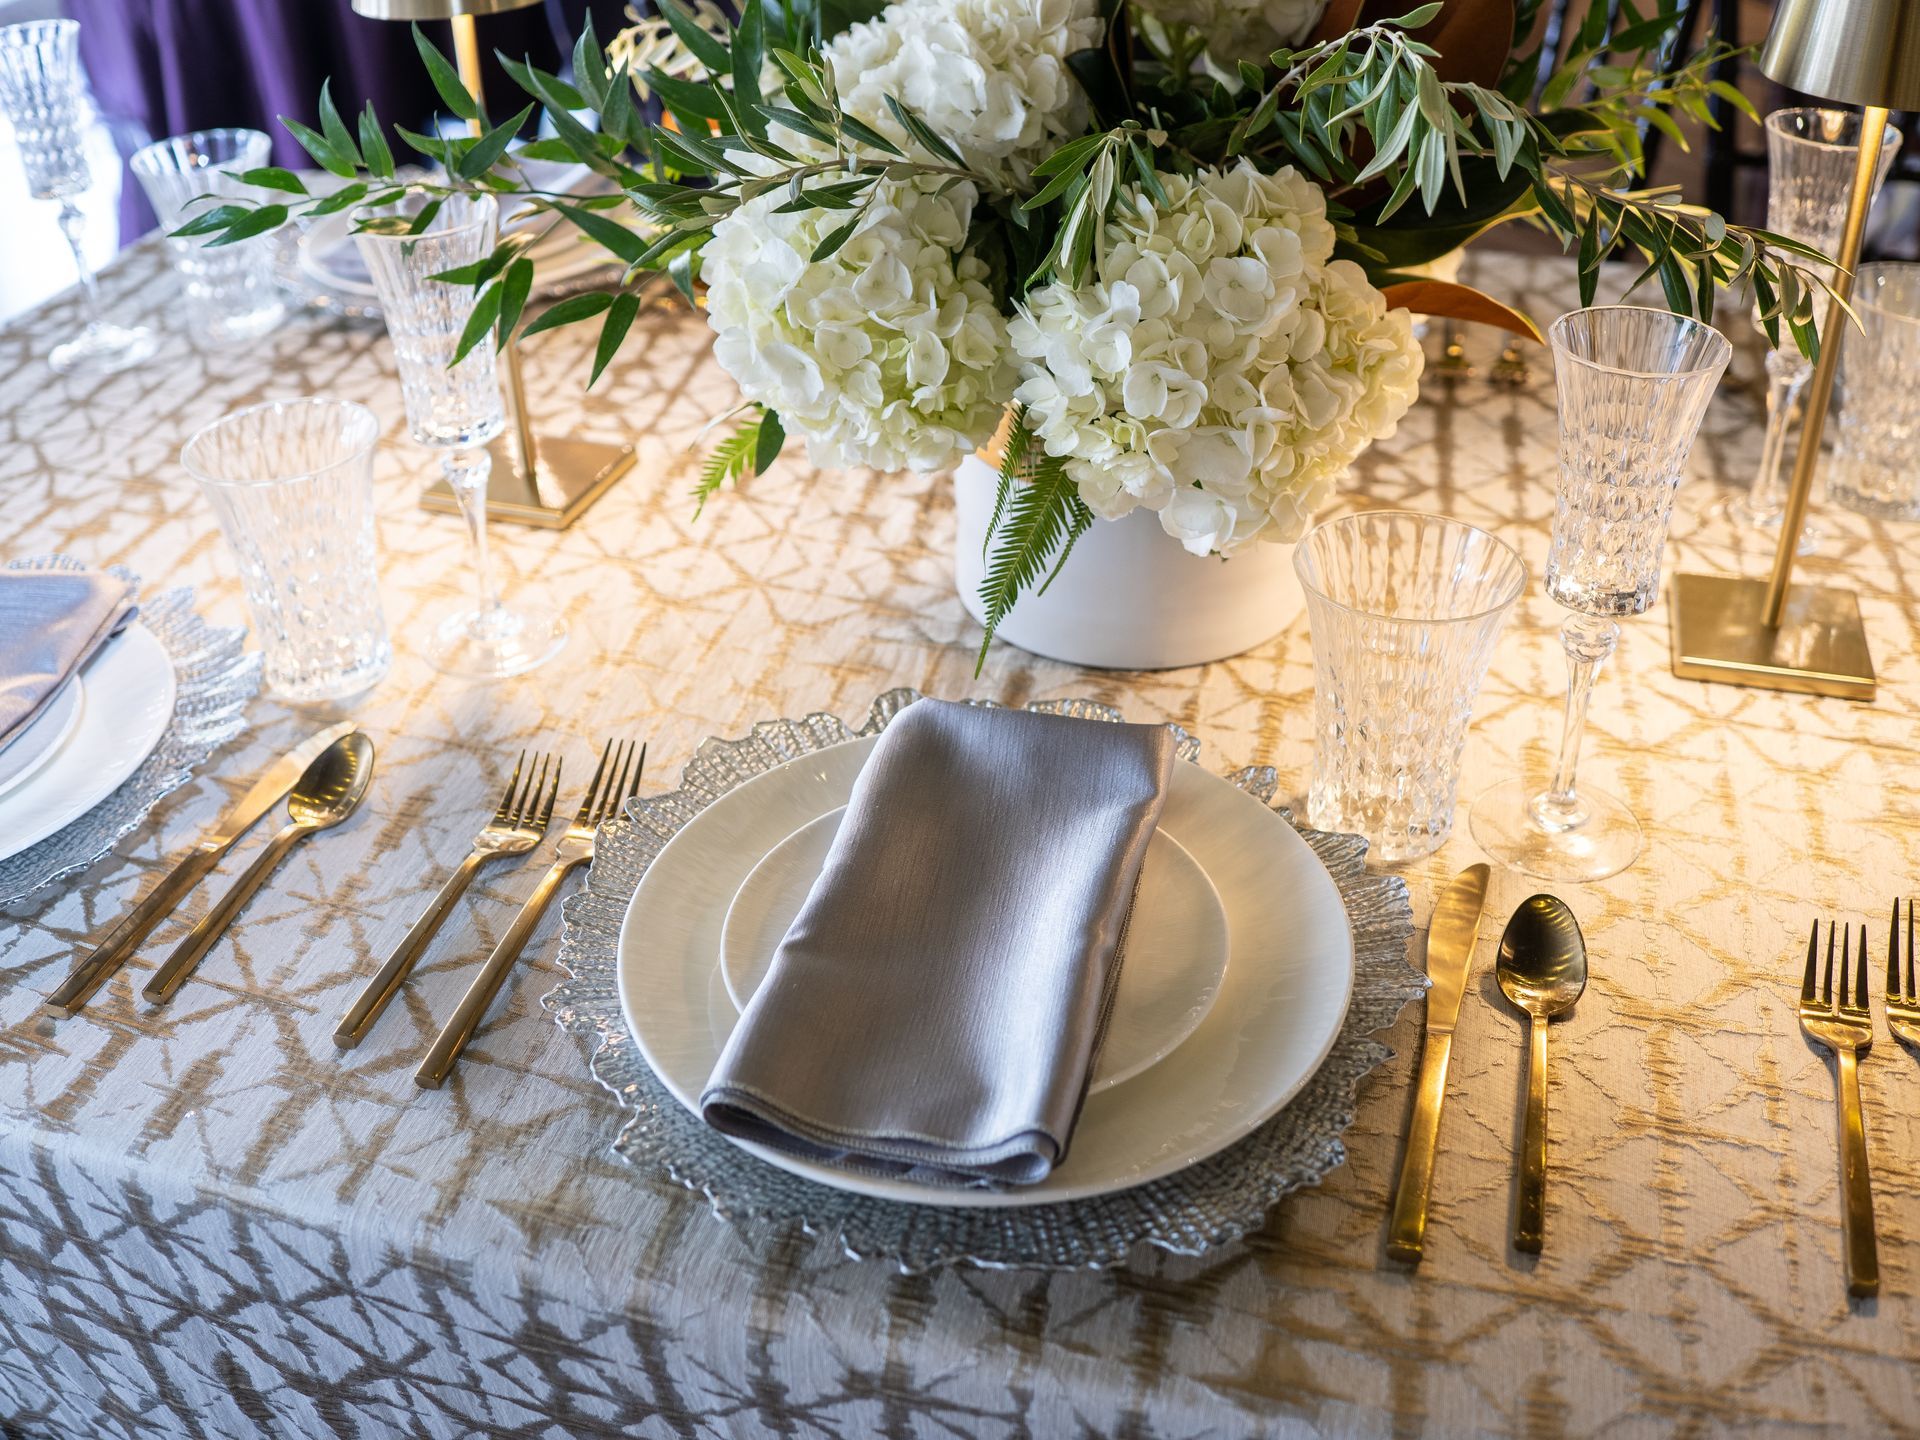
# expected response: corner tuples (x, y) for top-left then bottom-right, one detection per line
(951, 454), (1305, 670)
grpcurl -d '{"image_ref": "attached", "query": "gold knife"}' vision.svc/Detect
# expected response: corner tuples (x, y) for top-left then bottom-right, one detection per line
(43, 720), (358, 1018)
(1386, 862), (1491, 1264)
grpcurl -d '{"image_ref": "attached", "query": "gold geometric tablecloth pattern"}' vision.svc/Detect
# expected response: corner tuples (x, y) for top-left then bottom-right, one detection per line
(2, 244), (1918, 1438)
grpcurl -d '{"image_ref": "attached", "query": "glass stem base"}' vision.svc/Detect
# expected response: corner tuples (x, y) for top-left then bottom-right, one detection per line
(1469, 777), (1644, 883)
(425, 600), (566, 680)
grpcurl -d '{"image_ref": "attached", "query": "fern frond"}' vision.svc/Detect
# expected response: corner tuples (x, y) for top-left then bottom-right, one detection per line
(984, 406), (1032, 561)
(692, 410), (763, 518)
(973, 453), (1092, 674)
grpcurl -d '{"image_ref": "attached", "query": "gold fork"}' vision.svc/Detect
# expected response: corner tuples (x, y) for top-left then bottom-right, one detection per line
(1889, 898), (1920, 1051)
(1797, 918), (1878, 1298)
(334, 750), (560, 1050)
(414, 738), (646, 1089)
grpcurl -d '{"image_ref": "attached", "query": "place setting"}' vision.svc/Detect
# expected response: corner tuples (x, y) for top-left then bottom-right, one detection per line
(9, 0), (1920, 1431)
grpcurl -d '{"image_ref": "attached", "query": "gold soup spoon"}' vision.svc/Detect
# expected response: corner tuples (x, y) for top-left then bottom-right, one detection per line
(1495, 894), (1588, 1255)
(144, 732), (375, 1004)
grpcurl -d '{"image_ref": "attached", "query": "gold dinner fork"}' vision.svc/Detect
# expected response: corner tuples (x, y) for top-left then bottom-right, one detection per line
(1888, 898), (1920, 1051)
(414, 738), (646, 1089)
(1797, 918), (1878, 1298)
(334, 751), (560, 1050)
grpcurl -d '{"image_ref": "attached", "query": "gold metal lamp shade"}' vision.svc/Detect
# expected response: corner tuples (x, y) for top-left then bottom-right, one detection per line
(349, 0), (636, 529)
(1671, 0), (1920, 700)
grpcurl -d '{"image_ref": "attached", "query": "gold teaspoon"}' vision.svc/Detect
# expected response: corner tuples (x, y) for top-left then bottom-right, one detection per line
(143, 732), (375, 1004)
(1494, 894), (1588, 1255)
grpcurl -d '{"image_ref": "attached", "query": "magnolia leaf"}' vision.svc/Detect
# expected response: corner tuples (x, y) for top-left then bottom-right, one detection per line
(1380, 279), (1544, 341)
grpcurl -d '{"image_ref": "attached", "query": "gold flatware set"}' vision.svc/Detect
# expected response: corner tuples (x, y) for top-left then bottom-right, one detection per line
(1391, 869), (1587, 1264)
(44, 724), (645, 1090)
(1794, 901), (1920, 1300)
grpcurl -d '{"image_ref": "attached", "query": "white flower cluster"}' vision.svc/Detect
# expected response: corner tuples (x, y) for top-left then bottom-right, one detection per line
(702, 177), (1016, 473)
(1133, 0), (1328, 61)
(818, 0), (1104, 190)
(1010, 159), (1422, 555)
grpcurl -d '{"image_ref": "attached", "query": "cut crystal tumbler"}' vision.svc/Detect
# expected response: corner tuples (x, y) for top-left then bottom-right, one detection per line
(1827, 262), (1920, 521)
(354, 191), (565, 680)
(130, 128), (285, 343)
(183, 398), (392, 702)
(1295, 510), (1527, 863)
(1472, 306), (1730, 883)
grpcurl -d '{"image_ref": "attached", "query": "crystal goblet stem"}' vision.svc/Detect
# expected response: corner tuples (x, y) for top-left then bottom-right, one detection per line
(1532, 614), (1619, 833)
(444, 447), (500, 617)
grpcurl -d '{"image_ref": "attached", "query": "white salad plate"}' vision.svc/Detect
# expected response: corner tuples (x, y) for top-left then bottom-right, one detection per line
(0, 679), (83, 800)
(0, 624), (176, 862)
(617, 735), (1354, 1208)
(718, 805), (1231, 1094)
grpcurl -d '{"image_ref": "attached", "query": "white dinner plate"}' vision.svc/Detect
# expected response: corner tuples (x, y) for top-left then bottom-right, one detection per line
(617, 734), (1354, 1208)
(0, 679), (83, 799)
(0, 625), (176, 862)
(719, 806), (1231, 1094)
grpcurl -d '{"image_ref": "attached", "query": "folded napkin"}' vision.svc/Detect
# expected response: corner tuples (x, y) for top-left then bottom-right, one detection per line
(702, 699), (1176, 1186)
(0, 569), (136, 756)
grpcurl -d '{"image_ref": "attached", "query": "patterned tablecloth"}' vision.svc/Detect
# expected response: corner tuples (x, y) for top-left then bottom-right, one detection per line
(3, 245), (1919, 1439)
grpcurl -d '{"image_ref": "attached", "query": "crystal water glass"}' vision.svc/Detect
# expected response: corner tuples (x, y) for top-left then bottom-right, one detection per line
(1294, 511), (1527, 863)
(183, 398), (392, 702)
(0, 18), (155, 373)
(1733, 108), (1900, 545)
(130, 128), (286, 343)
(354, 191), (565, 680)
(1827, 262), (1920, 520)
(1472, 307), (1731, 883)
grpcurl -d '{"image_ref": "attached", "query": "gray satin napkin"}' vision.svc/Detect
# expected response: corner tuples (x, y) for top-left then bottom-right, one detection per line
(0, 569), (137, 756)
(701, 699), (1176, 1187)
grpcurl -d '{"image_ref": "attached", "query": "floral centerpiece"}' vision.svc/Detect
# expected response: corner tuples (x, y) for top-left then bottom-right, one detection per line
(184, 0), (1833, 665)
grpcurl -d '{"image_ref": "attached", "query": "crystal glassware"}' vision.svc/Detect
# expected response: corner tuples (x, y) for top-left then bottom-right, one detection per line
(1294, 511), (1527, 863)
(1471, 306), (1731, 882)
(354, 191), (565, 680)
(0, 19), (155, 373)
(1732, 108), (1900, 545)
(182, 398), (392, 702)
(1827, 261), (1920, 520)
(129, 128), (286, 343)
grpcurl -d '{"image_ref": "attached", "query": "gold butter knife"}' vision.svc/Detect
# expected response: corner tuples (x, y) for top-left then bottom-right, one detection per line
(1386, 862), (1491, 1264)
(44, 720), (358, 1017)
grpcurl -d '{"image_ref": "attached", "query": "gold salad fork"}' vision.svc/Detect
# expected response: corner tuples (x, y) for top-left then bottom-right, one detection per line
(333, 751), (559, 1049)
(415, 738), (645, 1089)
(1888, 898), (1920, 1052)
(1797, 918), (1878, 1298)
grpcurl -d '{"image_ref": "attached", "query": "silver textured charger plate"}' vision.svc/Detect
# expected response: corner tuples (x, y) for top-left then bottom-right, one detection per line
(0, 556), (260, 907)
(546, 689), (1423, 1273)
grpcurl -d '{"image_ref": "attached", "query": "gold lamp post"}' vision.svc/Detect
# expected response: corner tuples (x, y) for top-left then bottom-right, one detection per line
(1669, 0), (1920, 701)
(349, 0), (636, 529)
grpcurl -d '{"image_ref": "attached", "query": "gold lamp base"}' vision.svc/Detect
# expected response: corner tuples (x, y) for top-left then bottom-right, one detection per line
(1669, 572), (1876, 701)
(422, 433), (635, 529)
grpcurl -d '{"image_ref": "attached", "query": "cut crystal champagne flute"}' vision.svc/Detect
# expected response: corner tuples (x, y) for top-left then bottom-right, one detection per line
(1732, 108), (1899, 549)
(354, 191), (565, 680)
(1471, 306), (1731, 882)
(0, 18), (155, 373)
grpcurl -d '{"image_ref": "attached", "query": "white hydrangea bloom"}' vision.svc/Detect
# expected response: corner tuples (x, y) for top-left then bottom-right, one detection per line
(1010, 158), (1422, 555)
(701, 176), (1017, 473)
(814, 0), (1104, 190)
(1133, 0), (1328, 62)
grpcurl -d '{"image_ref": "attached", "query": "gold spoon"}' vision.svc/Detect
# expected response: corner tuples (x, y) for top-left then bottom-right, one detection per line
(1494, 894), (1588, 1255)
(144, 732), (375, 1004)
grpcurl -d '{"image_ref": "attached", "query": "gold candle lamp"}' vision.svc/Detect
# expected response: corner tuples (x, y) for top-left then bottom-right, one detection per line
(350, 0), (636, 529)
(1669, 0), (1920, 701)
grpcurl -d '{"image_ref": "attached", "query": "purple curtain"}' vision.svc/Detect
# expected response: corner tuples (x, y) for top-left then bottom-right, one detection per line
(71, 0), (629, 242)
